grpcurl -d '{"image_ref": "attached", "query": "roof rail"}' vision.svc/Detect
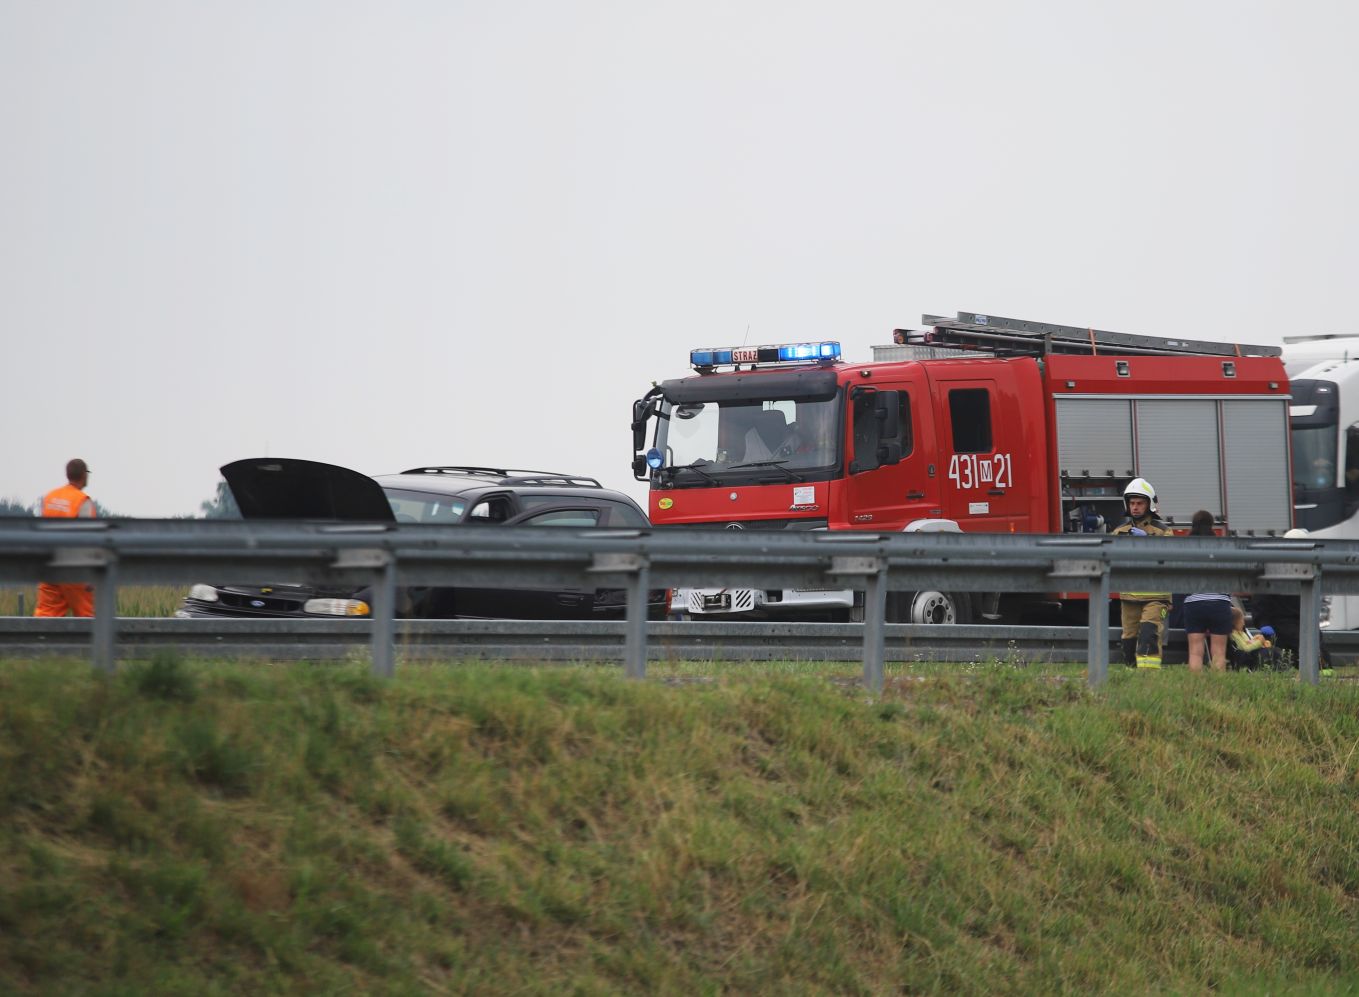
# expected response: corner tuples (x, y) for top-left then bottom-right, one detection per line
(401, 466), (512, 477)
(499, 474), (603, 489)
(902, 312), (1282, 359)
(400, 466), (603, 489)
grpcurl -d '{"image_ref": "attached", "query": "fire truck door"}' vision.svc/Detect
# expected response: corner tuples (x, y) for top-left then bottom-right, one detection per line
(932, 376), (1027, 532)
(843, 371), (940, 530)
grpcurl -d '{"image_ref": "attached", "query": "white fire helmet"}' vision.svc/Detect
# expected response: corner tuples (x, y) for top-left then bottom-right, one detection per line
(1123, 477), (1157, 515)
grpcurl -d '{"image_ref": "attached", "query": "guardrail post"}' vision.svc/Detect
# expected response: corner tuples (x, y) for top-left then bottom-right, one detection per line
(1086, 566), (1110, 688)
(1299, 572), (1321, 686)
(49, 546), (118, 673)
(92, 557), (119, 674)
(335, 549), (396, 678)
(1259, 557), (1321, 686)
(372, 556), (397, 679)
(1051, 557), (1110, 688)
(591, 553), (650, 679)
(624, 560), (650, 679)
(831, 557), (887, 694)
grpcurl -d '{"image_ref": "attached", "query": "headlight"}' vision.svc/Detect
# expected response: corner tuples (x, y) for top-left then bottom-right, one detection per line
(303, 598), (371, 617)
(188, 584), (219, 602)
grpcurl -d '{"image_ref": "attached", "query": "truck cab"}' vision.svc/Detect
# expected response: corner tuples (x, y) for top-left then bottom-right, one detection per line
(633, 340), (969, 621)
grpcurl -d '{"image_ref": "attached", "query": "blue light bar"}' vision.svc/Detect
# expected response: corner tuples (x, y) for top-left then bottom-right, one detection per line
(689, 348), (735, 367)
(690, 340), (841, 370)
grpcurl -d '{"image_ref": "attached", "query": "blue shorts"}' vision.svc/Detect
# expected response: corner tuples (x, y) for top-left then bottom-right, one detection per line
(1182, 598), (1233, 636)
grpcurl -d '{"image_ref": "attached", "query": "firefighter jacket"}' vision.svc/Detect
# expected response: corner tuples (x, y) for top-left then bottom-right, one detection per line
(41, 483), (94, 519)
(1109, 513), (1172, 599)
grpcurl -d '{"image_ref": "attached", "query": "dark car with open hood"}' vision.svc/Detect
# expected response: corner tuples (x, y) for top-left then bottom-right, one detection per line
(177, 458), (668, 620)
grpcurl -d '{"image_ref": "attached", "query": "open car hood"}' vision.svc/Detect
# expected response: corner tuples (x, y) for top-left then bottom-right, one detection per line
(221, 458), (396, 521)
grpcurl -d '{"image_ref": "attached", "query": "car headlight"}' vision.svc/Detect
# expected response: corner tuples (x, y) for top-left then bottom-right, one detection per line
(188, 584), (219, 602)
(303, 598), (371, 617)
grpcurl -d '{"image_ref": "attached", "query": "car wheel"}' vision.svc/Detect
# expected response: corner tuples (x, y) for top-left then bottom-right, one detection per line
(889, 590), (970, 625)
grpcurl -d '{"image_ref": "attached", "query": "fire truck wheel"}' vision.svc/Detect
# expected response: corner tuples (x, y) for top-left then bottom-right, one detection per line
(891, 590), (971, 625)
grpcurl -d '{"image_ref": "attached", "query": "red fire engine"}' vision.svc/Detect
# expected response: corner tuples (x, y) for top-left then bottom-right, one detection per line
(631, 311), (1292, 624)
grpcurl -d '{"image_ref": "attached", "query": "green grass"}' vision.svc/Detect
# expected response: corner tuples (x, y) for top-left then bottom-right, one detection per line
(1, 655), (1358, 994)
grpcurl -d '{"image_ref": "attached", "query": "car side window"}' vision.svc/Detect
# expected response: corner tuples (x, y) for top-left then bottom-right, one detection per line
(521, 509), (601, 527)
(601, 501), (649, 527)
(468, 496), (515, 522)
(516, 494), (648, 526)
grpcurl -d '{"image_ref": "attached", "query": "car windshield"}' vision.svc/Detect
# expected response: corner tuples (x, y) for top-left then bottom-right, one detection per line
(658, 396), (841, 475)
(381, 488), (469, 524)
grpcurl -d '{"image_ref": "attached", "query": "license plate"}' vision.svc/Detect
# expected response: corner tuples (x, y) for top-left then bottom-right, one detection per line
(702, 594), (731, 610)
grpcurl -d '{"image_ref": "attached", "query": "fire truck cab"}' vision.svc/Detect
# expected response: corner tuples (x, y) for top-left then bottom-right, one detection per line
(633, 312), (1292, 624)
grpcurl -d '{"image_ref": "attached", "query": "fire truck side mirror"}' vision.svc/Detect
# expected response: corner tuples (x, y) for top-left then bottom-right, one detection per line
(872, 391), (904, 466)
(632, 454), (649, 480)
(850, 386), (884, 475)
(631, 398), (649, 451)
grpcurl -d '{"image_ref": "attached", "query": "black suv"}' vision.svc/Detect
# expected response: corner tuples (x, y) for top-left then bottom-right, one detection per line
(177, 458), (666, 620)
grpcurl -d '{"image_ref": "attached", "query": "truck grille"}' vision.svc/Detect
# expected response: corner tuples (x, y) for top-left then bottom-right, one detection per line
(218, 592), (306, 613)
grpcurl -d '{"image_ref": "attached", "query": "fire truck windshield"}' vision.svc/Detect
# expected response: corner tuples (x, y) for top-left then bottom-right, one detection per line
(657, 395), (842, 483)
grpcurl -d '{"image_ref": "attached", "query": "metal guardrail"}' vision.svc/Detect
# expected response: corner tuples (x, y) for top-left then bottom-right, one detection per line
(0, 519), (1342, 689)
(0, 618), (1102, 663)
(3, 617), (1354, 666)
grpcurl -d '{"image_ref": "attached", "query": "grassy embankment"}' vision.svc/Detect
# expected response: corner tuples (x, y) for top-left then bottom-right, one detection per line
(0, 586), (186, 617)
(2, 657), (1358, 994)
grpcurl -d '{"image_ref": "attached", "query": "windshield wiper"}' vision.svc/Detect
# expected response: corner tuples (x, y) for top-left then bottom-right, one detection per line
(670, 461), (719, 484)
(726, 459), (803, 482)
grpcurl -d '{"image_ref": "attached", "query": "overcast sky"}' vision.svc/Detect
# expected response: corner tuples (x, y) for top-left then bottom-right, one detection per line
(2, 1), (1356, 516)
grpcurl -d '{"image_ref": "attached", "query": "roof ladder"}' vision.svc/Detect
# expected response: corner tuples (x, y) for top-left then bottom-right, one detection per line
(897, 311), (1281, 359)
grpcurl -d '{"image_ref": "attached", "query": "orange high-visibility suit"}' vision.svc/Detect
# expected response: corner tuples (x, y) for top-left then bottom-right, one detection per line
(34, 483), (96, 617)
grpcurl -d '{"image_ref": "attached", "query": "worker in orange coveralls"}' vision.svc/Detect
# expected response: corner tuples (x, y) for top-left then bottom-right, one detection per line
(34, 458), (97, 617)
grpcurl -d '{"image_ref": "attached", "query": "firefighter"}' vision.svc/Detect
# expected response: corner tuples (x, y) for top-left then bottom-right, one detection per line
(34, 458), (97, 618)
(1108, 477), (1173, 668)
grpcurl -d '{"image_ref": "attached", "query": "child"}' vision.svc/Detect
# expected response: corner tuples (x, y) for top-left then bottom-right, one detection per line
(1228, 607), (1279, 671)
